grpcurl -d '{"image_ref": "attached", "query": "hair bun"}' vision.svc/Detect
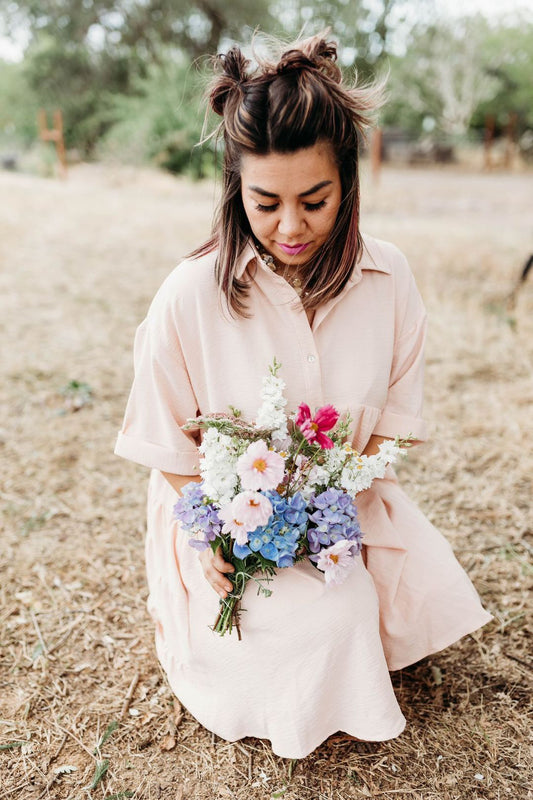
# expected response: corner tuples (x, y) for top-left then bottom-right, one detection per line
(210, 46), (250, 116)
(277, 37), (342, 83)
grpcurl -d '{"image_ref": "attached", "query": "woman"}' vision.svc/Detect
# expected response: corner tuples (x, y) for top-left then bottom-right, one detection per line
(115, 34), (492, 759)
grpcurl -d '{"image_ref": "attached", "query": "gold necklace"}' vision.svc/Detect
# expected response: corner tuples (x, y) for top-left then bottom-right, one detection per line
(256, 245), (304, 296)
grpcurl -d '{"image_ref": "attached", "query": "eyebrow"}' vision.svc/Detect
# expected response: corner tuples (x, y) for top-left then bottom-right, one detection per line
(248, 180), (333, 198)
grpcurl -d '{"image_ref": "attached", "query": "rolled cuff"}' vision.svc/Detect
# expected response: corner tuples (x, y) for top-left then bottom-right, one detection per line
(372, 410), (428, 443)
(114, 432), (200, 475)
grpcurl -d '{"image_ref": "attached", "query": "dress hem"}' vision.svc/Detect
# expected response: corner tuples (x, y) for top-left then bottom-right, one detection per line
(386, 610), (493, 672)
(171, 686), (407, 760)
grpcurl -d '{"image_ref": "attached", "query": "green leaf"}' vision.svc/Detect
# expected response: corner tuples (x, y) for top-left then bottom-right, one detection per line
(104, 792), (134, 799)
(288, 758), (298, 780)
(89, 759), (110, 789)
(0, 741), (29, 750)
(94, 721), (119, 753)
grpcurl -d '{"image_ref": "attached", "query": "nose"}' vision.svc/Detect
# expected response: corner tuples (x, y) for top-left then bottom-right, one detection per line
(277, 205), (306, 239)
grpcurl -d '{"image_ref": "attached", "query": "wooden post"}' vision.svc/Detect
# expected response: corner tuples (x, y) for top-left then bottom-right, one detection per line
(483, 114), (495, 171)
(38, 109), (67, 177)
(504, 112), (517, 169)
(370, 127), (383, 185)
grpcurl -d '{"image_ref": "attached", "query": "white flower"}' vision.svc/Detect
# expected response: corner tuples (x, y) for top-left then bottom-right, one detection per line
(323, 445), (350, 476)
(339, 442), (403, 496)
(199, 428), (240, 505)
(377, 439), (402, 465)
(312, 540), (357, 585)
(255, 370), (288, 441)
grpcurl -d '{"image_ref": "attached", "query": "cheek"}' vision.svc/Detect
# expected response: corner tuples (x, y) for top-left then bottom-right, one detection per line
(317, 209), (339, 237)
(246, 210), (272, 237)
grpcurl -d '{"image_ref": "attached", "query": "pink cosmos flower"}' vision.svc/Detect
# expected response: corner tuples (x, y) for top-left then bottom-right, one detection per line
(218, 505), (249, 546)
(295, 403), (339, 449)
(237, 440), (285, 491)
(312, 540), (357, 585)
(230, 491), (273, 533)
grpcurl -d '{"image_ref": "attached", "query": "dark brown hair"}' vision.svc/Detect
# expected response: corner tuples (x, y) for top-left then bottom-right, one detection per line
(190, 33), (383, 316)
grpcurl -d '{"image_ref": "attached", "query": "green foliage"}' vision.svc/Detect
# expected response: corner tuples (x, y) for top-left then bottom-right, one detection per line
(384, 14), (533, 139)
(0, 59), (39, 148)
(93, 720), (120, 753)
(21, 34), (135, 155)
(470, 20), (533, 134)
(98, 57), (217, 178)
(2, 0), (532, 168)
(89, 759), (110, 790)
(0, 741), (30, 750)
(1, 0), (274, 61)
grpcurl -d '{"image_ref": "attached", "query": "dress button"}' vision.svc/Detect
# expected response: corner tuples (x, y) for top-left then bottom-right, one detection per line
(307, 354), (316, 363)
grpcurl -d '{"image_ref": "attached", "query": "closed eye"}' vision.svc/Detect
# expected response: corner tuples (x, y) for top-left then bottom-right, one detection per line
(304, 200), (326, 211)
(255, 199), (327, 213)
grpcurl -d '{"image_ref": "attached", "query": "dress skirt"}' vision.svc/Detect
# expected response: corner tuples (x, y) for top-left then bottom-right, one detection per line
(144, 468), (491, 759)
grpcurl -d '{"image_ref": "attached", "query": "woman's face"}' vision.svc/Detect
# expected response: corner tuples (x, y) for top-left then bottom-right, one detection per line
(240, 142), (342, 268)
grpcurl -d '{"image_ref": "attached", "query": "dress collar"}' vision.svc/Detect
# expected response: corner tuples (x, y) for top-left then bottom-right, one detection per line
(234, 235), (392, 282)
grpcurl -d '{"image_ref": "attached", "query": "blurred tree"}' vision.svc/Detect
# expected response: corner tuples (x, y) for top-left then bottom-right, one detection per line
(97, 55), (215, 178)
(269, 0), (433, 74)
(0, 0), (274, 154)
(0, 59), (39, 147)
(0, 0), (275, 61)
(383, 15), (501, 139)
(471, 20), (533, 134)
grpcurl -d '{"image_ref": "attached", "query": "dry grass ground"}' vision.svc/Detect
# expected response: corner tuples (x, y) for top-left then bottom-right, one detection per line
(0, 162), (532, 800)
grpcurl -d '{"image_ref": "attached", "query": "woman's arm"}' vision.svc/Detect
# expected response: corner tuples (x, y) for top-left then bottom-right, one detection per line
(362, 434), (393, 456)
(161, 471), (202, 494)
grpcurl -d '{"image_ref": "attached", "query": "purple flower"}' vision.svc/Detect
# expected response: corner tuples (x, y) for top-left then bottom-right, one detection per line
(306, 488), (362, 555)
(173, 481), (222, 552)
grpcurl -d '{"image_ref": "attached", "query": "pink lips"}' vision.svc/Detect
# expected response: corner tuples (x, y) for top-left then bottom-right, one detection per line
(278, 243), (310, 256)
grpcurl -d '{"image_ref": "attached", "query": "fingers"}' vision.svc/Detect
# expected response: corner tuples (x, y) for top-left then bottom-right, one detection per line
(199, 547), (235, 599)
(212, 548), (235, 574)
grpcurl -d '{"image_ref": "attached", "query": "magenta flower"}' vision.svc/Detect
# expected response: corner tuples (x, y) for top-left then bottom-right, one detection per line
(237, 440), (285, 491)
(295, 403), (339, 449)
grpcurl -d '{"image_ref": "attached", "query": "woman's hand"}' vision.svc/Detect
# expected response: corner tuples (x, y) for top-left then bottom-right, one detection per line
(199, 547), (235, 599)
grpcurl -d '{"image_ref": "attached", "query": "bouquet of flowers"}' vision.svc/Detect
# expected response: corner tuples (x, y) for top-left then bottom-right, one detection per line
(173, 360), (410, 638)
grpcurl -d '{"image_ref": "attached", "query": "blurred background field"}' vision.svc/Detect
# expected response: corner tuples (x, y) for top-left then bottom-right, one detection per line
(1, 1), (532, 799)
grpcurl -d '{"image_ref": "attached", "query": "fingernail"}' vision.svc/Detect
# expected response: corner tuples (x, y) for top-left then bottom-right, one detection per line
(219, 590), (226, 598)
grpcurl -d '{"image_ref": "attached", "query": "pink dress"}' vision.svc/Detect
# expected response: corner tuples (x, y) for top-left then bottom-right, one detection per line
(115, 234), (492, 758)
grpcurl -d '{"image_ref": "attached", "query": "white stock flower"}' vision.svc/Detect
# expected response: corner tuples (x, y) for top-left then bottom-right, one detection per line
(255, 371), (288, 441)
(323, 445), (349, 476)
(377, 439), (402, 464)
(199, 428), (240, 505)
(340, 441), (403, 496)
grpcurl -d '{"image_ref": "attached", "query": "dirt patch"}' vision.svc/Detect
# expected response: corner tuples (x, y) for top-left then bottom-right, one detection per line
(1, 162), (532, 800)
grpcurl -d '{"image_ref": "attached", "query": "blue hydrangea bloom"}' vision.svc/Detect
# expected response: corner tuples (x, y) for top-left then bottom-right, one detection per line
(307, 488), (362, 554)
(173, 481), (222, 551)
(240, 490), (308, 568)
(233, 542), (252, 559)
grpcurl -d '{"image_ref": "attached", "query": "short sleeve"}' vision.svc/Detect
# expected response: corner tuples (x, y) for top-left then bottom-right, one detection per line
(372, 266), (428, 443)
(114, 283), (201, 475)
